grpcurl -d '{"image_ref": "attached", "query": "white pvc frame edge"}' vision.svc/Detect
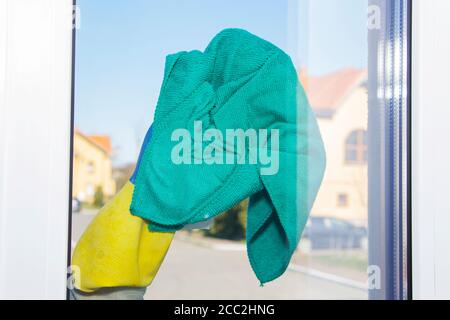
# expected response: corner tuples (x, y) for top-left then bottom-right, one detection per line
(1, 0), (450, 301)
(0, 0), (73, 299)
(412, 0), (450, 300)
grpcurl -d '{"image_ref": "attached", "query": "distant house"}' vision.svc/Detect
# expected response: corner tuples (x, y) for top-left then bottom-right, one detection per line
(73, 129), (116, 204)
(301, 68), (368, 226)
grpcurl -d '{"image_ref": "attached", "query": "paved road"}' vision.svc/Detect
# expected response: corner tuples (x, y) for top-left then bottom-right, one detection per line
(71, 213), (367, 300)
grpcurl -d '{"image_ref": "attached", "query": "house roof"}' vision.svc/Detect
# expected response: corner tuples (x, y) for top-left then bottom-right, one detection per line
(75, 129), (113, 156)
(300, 68), (367, 118)
(88, 135), (113, 155)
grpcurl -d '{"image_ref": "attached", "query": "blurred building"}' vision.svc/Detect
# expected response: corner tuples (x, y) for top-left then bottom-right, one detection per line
(73, 129), (116, 204)
(113, 163), (136, 192)
(302, 69), (368, 226)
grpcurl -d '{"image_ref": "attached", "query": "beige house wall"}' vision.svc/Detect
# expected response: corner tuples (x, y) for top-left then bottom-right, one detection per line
(72, 132), (116, 204)
(311, 86), (368, 226)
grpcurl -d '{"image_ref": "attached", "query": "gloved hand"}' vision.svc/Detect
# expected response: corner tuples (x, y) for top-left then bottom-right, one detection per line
(71, 181), (174, 294)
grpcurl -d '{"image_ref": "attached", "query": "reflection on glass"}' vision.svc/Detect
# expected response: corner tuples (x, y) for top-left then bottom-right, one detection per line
(70, 0), (408, 300)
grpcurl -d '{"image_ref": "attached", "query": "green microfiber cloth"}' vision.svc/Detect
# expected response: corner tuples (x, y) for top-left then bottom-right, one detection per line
(130, 29), (326, 284)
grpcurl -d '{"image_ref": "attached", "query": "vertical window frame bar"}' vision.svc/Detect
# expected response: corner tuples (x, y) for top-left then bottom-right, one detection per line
(368, 0), (411, 300)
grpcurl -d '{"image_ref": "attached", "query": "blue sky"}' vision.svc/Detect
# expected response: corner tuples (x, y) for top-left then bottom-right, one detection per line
(75, 0), (368, 165)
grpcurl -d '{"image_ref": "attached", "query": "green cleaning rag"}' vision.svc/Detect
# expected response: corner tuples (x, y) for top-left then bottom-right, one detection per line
(130, 29), (326, 284)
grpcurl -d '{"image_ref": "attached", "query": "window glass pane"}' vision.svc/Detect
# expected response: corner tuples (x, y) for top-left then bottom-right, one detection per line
(346, 149), (358, 163)
(347, 132), (359, 145)
(70, 0), (410, 300)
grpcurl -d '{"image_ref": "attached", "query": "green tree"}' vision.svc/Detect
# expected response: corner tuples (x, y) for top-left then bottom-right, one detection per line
(93, 186), (104, 208)
(205, 200), (248, 241)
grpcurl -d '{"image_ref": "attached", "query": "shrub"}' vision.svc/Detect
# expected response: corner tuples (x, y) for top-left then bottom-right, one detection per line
(93, 186), (104, 208)
(205, 200), (248, 241)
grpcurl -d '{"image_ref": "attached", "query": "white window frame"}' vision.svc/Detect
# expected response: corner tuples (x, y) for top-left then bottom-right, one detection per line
(0, 0), (73, 299)
(412, 0), (450, 300)
(0, 0), (449, 300)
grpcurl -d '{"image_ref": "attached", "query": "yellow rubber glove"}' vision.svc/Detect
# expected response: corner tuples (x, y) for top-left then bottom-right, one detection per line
(72, 182), (174, 293)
